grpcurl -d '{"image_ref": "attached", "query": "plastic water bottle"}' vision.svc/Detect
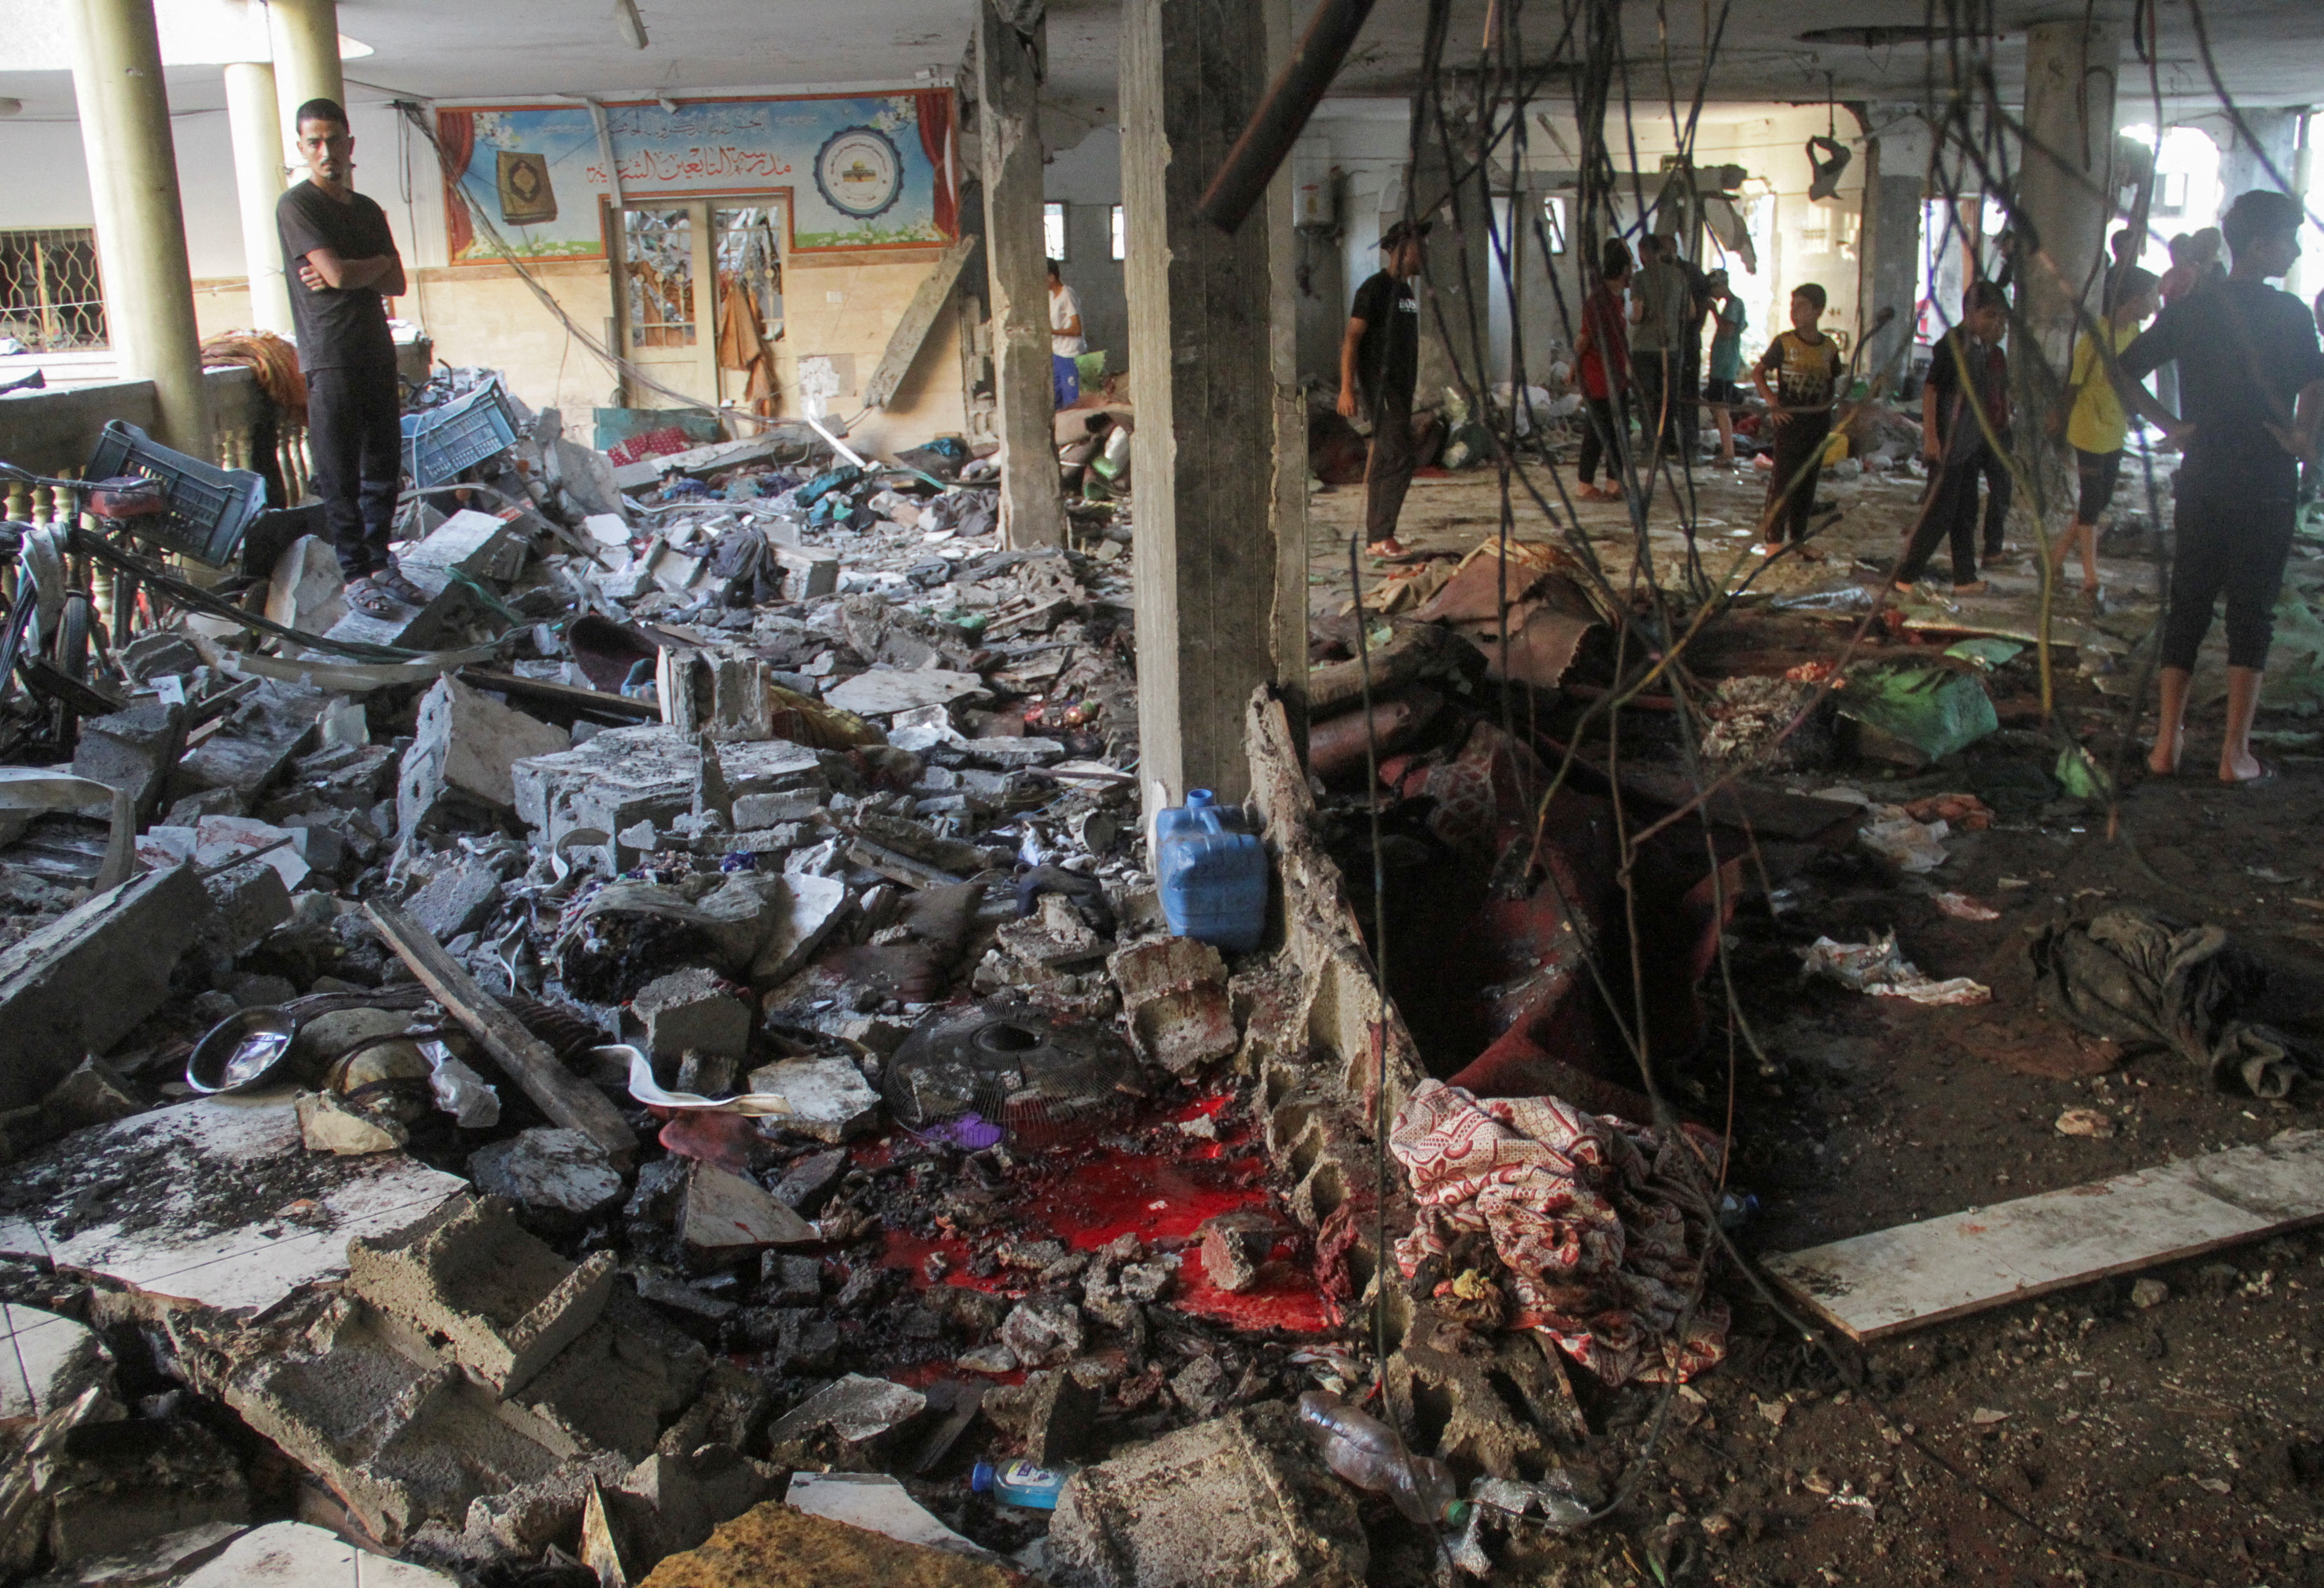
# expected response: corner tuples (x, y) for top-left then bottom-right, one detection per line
(971, 1459), (1071, 1510)
(1296, 1392), (1468, 1527)
(1154, 789), (1268, 952)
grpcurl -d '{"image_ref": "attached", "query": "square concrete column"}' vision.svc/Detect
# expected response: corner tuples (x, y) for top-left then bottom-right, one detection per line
(1263, 0), (1308, 754)
(1860, 110), (1929, 394)
(976, 0), (1068, 549)
(2017, 19), (2119, 366)
(1121, 0), (1285, 811)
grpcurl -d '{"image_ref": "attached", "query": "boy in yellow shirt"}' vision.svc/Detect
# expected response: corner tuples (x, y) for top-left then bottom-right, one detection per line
(2050, 267), (2160, 596)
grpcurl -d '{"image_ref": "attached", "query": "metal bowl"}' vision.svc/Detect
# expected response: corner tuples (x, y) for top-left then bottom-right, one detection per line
(185, 1006), (300, 1094)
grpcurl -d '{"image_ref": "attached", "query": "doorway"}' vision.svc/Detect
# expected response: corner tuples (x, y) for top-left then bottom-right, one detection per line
(613, 199), (786, 412)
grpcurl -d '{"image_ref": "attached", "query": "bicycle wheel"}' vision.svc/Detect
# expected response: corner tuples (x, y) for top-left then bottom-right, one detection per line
(54, 590), (90, 753)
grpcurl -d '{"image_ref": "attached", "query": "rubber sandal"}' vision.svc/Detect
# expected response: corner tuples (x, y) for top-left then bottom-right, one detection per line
(377, 566), (429, 606)
(344, 576), (397, 619)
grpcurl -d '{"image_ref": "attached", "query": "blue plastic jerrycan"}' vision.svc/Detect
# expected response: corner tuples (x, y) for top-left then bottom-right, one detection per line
(1154, 788), (1268, 952)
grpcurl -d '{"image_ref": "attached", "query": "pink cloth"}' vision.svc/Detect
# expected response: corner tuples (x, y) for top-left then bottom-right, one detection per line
(1388, 1079), (1728, 1385)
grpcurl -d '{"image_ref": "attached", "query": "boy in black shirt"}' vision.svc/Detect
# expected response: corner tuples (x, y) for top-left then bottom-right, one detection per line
(1751, 282), (1843, 556)
(2117, 189), (2324, 783)
(1337, 221), (1428, 556)
(1898, 281), (2010, 595)
(278, 97), (413, 617)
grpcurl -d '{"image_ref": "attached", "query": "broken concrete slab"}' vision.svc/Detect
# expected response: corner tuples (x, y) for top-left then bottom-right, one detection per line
(175, 679), (329, 800)
(783, 1471), (1007, 1566)
(226, 1297), (583, 1544)
(514, 1288), (709, 1460)
(401, 856), (506, 944)
(0, 863), (209, 1111)
(681, 1164), (816, 1252)
(0, 1305), (109, 1429)
(762, 1376), (927, 1470)
(347, 1195), (615, 1395)
(41, 1416), (251, 1565)
(402, 508), (528, 586)
(822, 669), (987, 719)
(199, 857), (295, 957)
(512, 726), (821, 848)
(265, 533), (347, 637)
(178, 1520), (460, 1586)
(1383, 1303), (1585, 1477)
(1047, 1404), (1366, 1588)
(1111, 937), (1237, 1076)
(996, 1298), (1083, 1370)
(744, 1057), (880, 1143)
(296, 1090), (409, 1155)
(615, 1445), (783, 1558)
(631, 1498), (1023, 1588)
(71, 701), (185, 824)
(634, 969), (753, 1065)
(398, 675), (570, 840)
(33, 1518), (244, 1586)
(470, 1128), (625, 1222)
(17, 1100), (464, 1318)
(41, 1056), (144, 1136)
(1197, 1211), (1277, 1295)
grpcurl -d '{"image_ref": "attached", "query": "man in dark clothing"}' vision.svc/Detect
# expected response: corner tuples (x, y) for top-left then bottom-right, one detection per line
(1338, 221), (1428, 556)
(278, 97), (414, 617)
(2117, 189), (2324, 783)
(1898, 281), (2011, 594)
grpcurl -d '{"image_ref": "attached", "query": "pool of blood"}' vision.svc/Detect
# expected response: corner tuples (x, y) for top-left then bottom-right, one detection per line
(876, 1089), (1336, 1337)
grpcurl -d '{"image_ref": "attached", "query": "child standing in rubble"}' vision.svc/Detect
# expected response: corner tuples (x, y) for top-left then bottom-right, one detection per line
(1897, 281), (2011, 595)
(2049, 267), (2160, 600)
(1751, 282), (1843, 556)
(1571, 237), (1634, 502)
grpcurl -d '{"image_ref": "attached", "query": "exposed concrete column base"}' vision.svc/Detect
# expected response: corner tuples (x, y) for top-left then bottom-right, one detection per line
(1121, 0), (1279, 814)
(269, 0), (347, 165)
(976, 0), (1067, 550)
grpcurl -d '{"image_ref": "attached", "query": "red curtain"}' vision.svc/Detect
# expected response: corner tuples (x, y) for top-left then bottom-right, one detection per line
(915, 90), (957, 240)
(437, 109), (477, 261)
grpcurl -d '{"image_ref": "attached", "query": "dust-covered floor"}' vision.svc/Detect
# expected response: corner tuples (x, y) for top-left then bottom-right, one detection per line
(1309, 449), (2324, 1587)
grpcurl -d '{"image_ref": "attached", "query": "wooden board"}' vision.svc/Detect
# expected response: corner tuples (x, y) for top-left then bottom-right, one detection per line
(862, 236), (979, 409)
(366, 900), (638, 1162)
(1763, 1130), (2324, 1340)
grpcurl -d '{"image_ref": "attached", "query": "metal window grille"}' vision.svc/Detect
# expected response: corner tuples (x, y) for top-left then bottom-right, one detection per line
(623, 209), (696, 348)
(0, 228), (108, 352)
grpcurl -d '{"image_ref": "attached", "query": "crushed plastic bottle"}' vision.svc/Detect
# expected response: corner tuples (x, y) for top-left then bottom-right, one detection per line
(1296, 1391), (1467, 1527)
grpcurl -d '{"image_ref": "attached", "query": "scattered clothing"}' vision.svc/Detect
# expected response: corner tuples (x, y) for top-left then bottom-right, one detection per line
(1389, 1080), (1729, 1386)
(2032, 909), (2316, 1098)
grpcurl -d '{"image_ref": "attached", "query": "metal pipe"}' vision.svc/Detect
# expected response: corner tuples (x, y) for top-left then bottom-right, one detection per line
(1195, 0), (1377, 234)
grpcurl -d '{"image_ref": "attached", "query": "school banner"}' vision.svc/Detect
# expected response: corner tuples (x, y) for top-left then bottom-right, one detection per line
(437, 90), (958, 263)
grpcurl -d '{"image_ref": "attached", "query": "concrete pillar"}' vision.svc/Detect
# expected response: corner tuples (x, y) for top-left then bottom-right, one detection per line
(224, 59), (293, 336)
(68, 0), (210, 457)
(2218, 108), (2302, 206)
(1860, 109), (1929, 393)
(2016, 19), (2119, 364)
(1121, 0), (1279, 810)
(975, 0), (1068, 548)
(1263, 0), (1309, 756)
(1407, 95), (1490, 414)
(268, 0), (345, 165)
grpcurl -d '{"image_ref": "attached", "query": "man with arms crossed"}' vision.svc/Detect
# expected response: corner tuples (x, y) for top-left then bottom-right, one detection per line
(278, 97), (415, 619)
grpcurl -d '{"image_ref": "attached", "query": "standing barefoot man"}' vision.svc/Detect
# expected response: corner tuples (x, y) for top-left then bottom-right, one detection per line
(2117, 190), (2324, 784)
(1338, 221), (1428, 558)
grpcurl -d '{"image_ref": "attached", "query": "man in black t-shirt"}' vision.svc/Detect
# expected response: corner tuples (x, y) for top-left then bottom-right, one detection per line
(2117, 189), (2324, 784)
(278, 97), (414, 617)
(1337, 220), (1427, 555)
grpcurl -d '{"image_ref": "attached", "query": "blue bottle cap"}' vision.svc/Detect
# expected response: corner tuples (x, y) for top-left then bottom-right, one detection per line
(971, 1460), (996, 1494)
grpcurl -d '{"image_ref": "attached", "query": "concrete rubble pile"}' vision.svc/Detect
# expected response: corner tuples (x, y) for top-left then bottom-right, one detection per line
(0, 398), (1578, 1588)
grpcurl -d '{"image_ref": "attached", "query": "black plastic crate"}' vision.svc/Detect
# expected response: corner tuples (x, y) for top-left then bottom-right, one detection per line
(84, 420), (269, 568)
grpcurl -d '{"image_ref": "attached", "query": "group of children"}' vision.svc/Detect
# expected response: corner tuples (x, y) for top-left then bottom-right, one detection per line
(1563, 188), (2324, 787)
